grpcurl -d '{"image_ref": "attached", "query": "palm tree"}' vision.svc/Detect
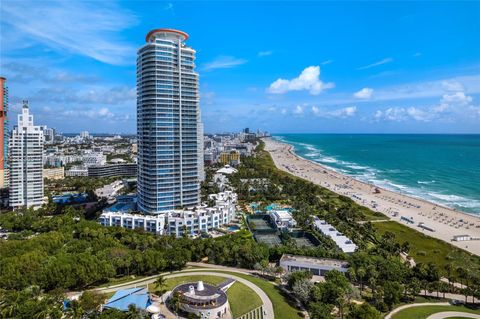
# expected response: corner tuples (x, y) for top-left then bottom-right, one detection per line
(0, 290), (21, 318)
(65, 300), (84, 319)
(444, 264), (453, 290)
(155, 275), (167, 303)
(125, 304), (144, 319)
(357, 267), (366, 293)
(168, 292), (182, 315)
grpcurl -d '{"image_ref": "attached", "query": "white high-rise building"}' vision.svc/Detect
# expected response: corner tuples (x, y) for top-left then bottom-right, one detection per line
(80, 131), (90, 139)
(9, 101), (44, 208)
(137, 28), (202, 213)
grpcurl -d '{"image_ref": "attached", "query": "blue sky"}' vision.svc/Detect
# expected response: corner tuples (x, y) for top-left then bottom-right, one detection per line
(1, 1), (479, 134)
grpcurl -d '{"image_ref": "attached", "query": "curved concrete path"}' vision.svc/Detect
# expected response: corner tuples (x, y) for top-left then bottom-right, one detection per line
(385, 303), (450, 319)
(426, 312), (480, 319)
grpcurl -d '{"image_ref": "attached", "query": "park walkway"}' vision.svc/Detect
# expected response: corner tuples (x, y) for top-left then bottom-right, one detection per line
(384, 302), (450, 319)
(426, 311), (480, 319)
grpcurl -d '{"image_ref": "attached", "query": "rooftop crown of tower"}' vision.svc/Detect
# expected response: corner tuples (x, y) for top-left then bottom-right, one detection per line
(145, 28), (189, 42)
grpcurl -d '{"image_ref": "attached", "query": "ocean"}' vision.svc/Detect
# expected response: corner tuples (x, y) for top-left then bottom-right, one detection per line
(273, 134), (480, 216)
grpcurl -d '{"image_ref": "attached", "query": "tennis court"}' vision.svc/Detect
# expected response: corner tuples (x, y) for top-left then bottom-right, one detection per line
(292, 237), (316, 247)
(250, 218), (275, 231)
(255, 234), (283, 247)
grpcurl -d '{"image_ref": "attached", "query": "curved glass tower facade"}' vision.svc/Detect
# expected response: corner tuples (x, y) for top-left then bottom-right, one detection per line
(137, 29), (201, 213)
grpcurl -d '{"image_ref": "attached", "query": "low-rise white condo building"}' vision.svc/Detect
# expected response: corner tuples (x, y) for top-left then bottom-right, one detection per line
(99, 191), (237, 237)
(312, 216), (358, 254)
(270, 210), (297, 230)
(279, 254), (349, 276)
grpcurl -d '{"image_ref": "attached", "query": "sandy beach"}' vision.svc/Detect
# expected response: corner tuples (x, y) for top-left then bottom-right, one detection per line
(263, 137), (480, 256)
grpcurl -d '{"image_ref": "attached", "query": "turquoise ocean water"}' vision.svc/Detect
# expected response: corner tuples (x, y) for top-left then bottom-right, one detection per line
(273, 134), (480, 215)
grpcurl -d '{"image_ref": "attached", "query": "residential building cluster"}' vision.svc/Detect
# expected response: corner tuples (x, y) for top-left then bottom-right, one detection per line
(1, 29), (249, 240)
(203, 130), (265, 166)
(99, 191), (237, 236)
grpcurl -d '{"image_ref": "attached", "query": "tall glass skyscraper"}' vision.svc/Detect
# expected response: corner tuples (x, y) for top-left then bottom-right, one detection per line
(137, 28), (202, 213)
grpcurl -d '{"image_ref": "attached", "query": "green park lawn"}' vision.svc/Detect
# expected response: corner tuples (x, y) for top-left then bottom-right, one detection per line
(374, 221), (480, 274)
(95, 275), (147, 288)
(150, 274), (262, 318)
(392, 305), (480, 319)
(150, 274), (225, 291)
(225, 282), (263, 317)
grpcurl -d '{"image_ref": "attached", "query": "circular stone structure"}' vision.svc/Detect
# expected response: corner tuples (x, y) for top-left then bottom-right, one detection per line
(171, 281), (230, 319)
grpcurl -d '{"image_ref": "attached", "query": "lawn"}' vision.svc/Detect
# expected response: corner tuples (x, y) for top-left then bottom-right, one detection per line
(150, 274), (262, 318)
(150, 275), (225, 291)
(391, 305), (480, 319)
(374, 221), (480, 277)
(95, 275), (147, 288)
(226, 282), (263, 317)
(188, 269), (303, 319)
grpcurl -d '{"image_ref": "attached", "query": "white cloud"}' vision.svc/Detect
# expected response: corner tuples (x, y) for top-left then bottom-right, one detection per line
(92, 107), (114, 119)
(202, 56), (248, 71)
(354, 87), (374, 99)
(258, 51), (273, 57)
(441, 80), (464, 92)
(441, 92), (472, 105)
(330, 106), (357, 118)
(293, 105), (304, 114)
(405, 107), (432, 121)
(311, 106), (357, 118)
(469, 105), (480, 117)
(267, 66), (335, 95)
(200, 91), (216, 105)
(374, 107), (407, 122)
(374, 106), (435, 122)
(357, 58), (394, 70)
(2, 62), (98, 84)
(30, 86), (135, 105)
(322, 60), (333, 65)
(1, 0), (137, 65)
(374, 87), (478, 122)
(369, 75), (480, 102)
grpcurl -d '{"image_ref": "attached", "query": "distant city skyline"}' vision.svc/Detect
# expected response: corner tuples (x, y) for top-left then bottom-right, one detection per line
(1, 1), (479, 133)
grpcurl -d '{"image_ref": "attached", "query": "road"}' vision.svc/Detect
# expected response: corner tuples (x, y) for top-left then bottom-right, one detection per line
(420, 290), (479, 303)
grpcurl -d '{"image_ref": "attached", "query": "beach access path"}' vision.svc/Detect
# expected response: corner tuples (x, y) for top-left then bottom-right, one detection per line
(263, 138), (480, 256)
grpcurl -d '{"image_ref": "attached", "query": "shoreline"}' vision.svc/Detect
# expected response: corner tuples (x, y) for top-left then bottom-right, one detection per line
(286, 140), (476, 219)
(262, 137), (480, 256)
